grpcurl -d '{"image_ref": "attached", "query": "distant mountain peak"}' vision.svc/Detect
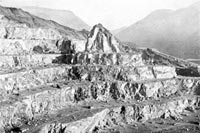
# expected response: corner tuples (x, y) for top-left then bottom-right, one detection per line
(116, 1), (200, 59)
(85, 24), (123, 53)
(143, 9), (172, 21)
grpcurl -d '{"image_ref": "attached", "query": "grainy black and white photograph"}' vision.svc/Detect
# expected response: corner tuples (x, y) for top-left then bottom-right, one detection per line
(0, 0), (200, 132)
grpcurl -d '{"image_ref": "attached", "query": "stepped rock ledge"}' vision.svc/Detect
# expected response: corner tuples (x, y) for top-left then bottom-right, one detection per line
(0, 5), (200, 133)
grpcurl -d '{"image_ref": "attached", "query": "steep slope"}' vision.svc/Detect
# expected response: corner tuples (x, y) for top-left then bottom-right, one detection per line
(22, 6), (90, 30)
(116, 2), (200, 59)
(85, 23), (126, 53)
(0, 5), (86, 40)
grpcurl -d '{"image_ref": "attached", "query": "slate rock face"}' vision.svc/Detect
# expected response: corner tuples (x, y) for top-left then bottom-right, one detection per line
(85, 23), (123, 53)
(0, 5), (200, 133)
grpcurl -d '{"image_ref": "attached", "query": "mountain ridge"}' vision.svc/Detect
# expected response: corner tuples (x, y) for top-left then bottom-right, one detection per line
(116, 2), (200, 59)
(22, 6), (90, 31)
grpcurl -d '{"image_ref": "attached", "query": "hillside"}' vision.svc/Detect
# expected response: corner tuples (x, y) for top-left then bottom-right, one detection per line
(116, 2), (200, 59)
(22, 6), (90, 30)
(0, 5), (86, 40)
(111, 26), (127, 35)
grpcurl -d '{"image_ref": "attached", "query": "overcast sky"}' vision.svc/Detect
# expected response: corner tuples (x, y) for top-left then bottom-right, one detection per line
(0, 0), (199, 29)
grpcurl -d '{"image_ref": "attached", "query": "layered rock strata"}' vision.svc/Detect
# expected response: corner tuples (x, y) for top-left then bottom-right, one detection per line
(0, 9), (199, 133)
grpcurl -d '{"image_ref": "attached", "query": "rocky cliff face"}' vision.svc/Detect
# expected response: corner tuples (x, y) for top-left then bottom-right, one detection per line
(0, 5), (200, 133)
(85, 24), (123, 53)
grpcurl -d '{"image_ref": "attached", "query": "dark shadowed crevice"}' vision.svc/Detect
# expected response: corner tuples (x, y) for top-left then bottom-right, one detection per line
(52, 54), (73, 64)
(33, 45), (43, 54)
(193, 83), (200, 95)
(74, 87), (85, 102)
(176, 68), (200, 77)
(139, 84), (146, 97)
(69, 66), (81, 79)
(13, 56), (19, 66)
(59, 40), (75, 54)
(91, 84), (98, 99)
(4, 127), (22, 133)
(110, 83), (120, 100)
(33, 45), (51, 54)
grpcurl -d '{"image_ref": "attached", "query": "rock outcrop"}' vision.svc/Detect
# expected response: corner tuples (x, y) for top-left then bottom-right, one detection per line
(0, 5), (200, 133)
(85, 24), (124, 53)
